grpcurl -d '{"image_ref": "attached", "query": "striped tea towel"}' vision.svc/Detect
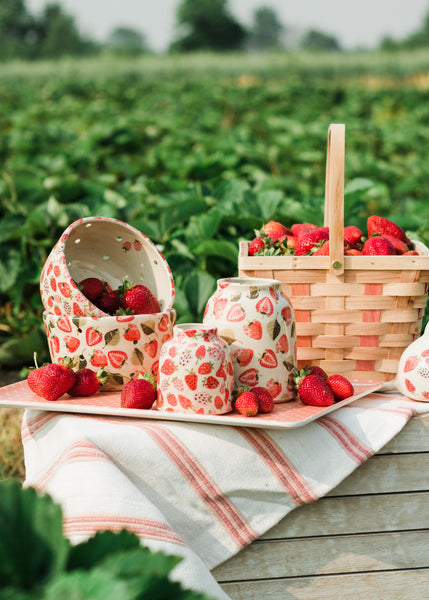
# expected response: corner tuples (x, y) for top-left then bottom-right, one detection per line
(22, 391), (428, 599)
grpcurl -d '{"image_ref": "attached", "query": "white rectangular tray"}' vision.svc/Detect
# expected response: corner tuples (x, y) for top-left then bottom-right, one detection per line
(0, 379), (386, 429)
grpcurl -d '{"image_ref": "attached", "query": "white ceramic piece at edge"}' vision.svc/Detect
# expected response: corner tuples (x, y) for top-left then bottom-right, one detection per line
(395, 322), (429, 401)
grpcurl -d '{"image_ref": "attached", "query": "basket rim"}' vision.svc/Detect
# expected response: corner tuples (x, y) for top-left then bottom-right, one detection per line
(238, 240), (429, 271)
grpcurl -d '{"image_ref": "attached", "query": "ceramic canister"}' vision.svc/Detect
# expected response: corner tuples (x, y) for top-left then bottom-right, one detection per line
(157, 323), (234, 414)
(203, 277), (297, 402)
(395, 322), (429, 401)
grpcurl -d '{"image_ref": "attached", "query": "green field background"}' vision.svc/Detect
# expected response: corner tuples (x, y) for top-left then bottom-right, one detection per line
(2, 50), (429, 369)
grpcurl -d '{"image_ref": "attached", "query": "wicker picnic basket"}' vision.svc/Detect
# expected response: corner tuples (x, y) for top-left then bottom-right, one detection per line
(238, 124), (429, 382)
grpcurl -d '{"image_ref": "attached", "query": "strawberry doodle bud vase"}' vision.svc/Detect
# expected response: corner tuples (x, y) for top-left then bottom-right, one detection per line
(203, 277), (297, 403)
(396, 323), (429, 402)
(157, 323), (234, 414)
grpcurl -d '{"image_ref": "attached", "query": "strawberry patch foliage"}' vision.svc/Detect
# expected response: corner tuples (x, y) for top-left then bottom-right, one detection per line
(2, 55), (429, 367)
(0, 480), (214, 599)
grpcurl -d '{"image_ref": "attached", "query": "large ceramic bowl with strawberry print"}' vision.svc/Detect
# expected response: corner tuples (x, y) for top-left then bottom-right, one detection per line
(40, 216), (175, 318)
(43, 309), (176, 390)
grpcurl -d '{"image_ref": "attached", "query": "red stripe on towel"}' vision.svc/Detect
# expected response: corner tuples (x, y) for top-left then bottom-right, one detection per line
(239, 428), (318, 505)
(139, 422), (257, 549)
(63, 515), (186, 545)
(317, 416), (372, 463)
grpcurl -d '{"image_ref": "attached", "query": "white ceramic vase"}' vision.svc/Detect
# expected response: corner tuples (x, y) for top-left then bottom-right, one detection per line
(157, 323), (234, 414)
(203, 277), (297, 402)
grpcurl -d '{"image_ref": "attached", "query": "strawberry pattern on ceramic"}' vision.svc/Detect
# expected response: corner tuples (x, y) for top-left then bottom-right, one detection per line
(395, 322), (429, 401)
(43, 309), (176, 390)
(203, 277), (297, 403)
(40, 216), (175, 317)
(157, 323), (234, 415)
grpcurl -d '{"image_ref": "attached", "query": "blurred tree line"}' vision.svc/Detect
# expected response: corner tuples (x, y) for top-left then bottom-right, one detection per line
(2, 0), (429, 61)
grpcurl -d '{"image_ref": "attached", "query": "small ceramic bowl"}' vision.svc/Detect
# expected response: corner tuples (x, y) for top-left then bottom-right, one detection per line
(43, 309), (176, 390)
(40, 216), (175, 317)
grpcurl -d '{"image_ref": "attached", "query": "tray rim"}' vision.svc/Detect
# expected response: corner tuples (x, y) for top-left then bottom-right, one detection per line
(0, 379), (386, 430)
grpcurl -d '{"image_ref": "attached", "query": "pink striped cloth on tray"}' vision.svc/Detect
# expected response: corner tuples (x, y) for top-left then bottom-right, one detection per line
(22, 389), (429, 600)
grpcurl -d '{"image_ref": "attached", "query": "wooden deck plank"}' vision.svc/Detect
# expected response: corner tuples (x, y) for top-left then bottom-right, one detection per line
(260, 491), (429, 539)
(213, 530), (429, 581)
(219, 569), (429, 600)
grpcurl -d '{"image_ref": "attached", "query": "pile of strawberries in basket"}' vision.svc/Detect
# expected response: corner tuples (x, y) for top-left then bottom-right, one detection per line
(248, 215), (417, 257)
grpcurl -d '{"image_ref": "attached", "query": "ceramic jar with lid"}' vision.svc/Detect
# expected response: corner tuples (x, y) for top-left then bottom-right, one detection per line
(203, 277), (297, 403)
(157, 323), (234, 414)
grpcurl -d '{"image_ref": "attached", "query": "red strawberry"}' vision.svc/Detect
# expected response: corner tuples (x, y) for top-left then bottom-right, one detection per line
(403, 250), (419, 255)
(120, 283), (160, 315)
(293, 364), (328, 388)
(259, 349), (278, 369)
(291, 223), (318, 238)
(238, 368), (259, 387)
(133, 240), (142, 251)
(312, 240), (330, 256)
(362, 236), (395, 256)
(263, 221), (292, 237)
(108, 350), (128, 369)
(28, 363), (76, 401)
(381, 234), (409, 255)
(68, 367), (109, 397)
(344, 225), (363, 246)
(233, 348), (254, 366)
(248, 237), (265, 256)
(255, 297), (273, 316)
(195, 344), (206, 358)
(85, 327), (103, 347)
(295, 229), (329, 256)
(281, 305), (292, 325)
(266, 379), (282, 399)
(244, 320), (262, 340)
(345, 248), (363, 255)
(122, 241), (132, 252)
(204, 375), (219, 389)
(124, 324), (141, 342)
(185, 372), (198, 390)
(91, 349), (108, 367)
(97, 290), (120, 314)
(161, 358), (175, 375)
(367, 215), (408, 242)
(121, 373), (157, 409)
(298, 374), (335, 407)
(234, 391), (259, 417)
(251, 386), (274, 413)
(326, 374), (355, 401)
(404, 356), (419, 372)
(78, 277), (105, 301)
(266, 230), (287, 243)
(64, 335), (80, 353)
(198, 362), (212, 375)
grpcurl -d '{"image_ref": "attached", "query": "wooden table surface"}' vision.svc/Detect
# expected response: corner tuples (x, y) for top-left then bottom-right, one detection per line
(213, 413), (429, 600)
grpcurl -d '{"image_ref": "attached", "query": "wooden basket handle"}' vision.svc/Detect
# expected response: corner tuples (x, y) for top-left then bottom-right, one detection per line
(324, 124), (345, 276)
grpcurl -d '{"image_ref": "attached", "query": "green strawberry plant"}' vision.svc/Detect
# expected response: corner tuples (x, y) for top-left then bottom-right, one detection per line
(2, 59), (429, 369)
(0, 479), (214, 600)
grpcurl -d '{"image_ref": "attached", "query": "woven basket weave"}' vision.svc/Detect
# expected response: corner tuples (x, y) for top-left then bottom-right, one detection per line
(238, 124), (429, 382)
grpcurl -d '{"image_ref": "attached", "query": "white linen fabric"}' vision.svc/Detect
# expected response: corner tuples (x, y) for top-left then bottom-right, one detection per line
(22, 391), (428, 600)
